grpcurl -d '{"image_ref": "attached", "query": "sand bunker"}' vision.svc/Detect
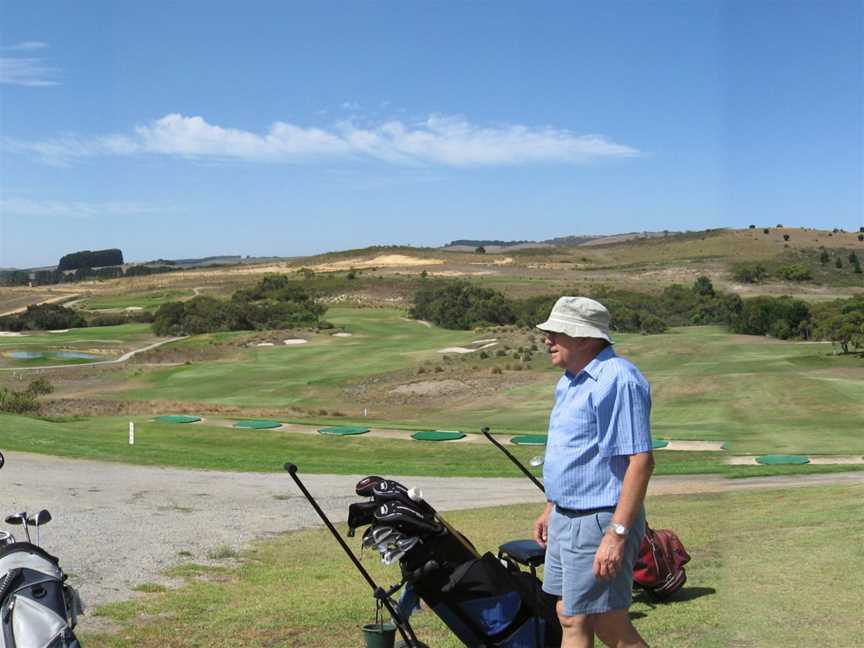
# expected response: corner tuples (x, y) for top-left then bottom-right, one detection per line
(308, 254), (445, 273)
(124, 306), (143, 312)
(0, 332), (25, 337)
(255, 342), (275, 347)
(332, 332), (353, 337)
(400, 317), (432, 327)
(49, 329), (70, 333)
(438, 342), (498, 354)
(283, 339), (308, 345)
(472, 338), (498, 344)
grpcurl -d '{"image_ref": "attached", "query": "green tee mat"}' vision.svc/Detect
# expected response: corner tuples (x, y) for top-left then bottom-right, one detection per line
(652, 439), (669, 449)
(318, 426), (370, 436)
(755, 454), (810, 465)
(411, 430), (465, 442)
(154, 415), (201, 424)
(510, 435), (547, 446)
(233, 420), (282, 430)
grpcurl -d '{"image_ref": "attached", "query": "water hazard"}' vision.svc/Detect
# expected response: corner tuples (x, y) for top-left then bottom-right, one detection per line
(6, 351), (101, 361)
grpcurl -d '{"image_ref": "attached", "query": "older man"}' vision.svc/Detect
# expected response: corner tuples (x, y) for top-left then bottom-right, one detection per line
(534, 297), (654, 648)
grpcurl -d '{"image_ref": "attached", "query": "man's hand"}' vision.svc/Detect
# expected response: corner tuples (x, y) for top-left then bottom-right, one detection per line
(593, 530), (626, 580)
(533, 503), (553, 548)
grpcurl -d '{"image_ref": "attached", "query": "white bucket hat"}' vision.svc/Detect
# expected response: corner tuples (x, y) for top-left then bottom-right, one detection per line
(536, 296), (613, 344)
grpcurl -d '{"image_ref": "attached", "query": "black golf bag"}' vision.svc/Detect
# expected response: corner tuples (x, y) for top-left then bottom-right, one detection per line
(0, 542), (83, 648)
(350, 476), (561, 647)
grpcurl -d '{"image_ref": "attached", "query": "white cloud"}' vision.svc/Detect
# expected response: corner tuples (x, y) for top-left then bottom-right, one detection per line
(0, 197), (165, 219)
(341, 101), (361, 111)
(0, 56), (59, 86)
(3, 113), (640, 166)
(4, 41), (49, 51)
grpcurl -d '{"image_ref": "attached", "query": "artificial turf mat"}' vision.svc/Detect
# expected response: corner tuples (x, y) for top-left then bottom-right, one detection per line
(318, 426), (369, 436)
(154, 415), (201, 424)
(755, 454), (810, 465)
(411, 430), (466, 442)
(233, 420), (282, 430)
(652, 439), (670, 449)
(510, 435), (547, 446)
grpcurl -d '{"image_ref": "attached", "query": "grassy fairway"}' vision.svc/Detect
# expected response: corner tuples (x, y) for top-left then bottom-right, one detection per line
(115, 308), (479, 407)
(78, 289), (194, 312)
(80, 483), (864, 648)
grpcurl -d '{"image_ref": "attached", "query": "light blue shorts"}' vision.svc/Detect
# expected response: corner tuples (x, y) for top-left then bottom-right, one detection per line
(542, 505), (645, 616)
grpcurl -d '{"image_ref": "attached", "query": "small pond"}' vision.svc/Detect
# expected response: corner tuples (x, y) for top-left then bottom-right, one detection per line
(6, 351), (101, 361)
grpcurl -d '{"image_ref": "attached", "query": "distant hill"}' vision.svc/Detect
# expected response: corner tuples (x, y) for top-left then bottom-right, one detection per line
(444, 239), (532, 248)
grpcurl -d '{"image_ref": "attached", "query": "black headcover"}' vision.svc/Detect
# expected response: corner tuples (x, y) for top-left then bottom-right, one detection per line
(374, 501), (442, 536)
(355, 475), (386, 497)
(347, 500), (379, 537)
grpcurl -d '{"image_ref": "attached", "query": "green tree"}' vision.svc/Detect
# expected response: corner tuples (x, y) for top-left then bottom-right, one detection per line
(475, 246), (486, 254)
(819, 249), (830, 264)
(692, 276), (715, 297)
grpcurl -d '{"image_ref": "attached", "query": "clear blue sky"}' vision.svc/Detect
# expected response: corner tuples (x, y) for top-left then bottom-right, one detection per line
(1, 1), (862, 268)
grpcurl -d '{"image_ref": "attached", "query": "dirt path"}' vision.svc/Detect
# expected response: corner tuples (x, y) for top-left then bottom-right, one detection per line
(1, 451), (862, 617)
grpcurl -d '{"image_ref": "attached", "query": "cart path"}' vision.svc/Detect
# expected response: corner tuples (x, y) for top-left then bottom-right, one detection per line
(2, 451), (862, 615)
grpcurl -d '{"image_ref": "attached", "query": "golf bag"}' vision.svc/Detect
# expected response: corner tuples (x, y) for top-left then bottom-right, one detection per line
(352, 476), (561, 647)
(0, 542), (83, 648)
(633, 525), (690, 601)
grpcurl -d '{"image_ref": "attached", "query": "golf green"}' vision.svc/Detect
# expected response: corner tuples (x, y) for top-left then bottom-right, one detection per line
(233, 420), (283, 430)
(318, 426), (369, 436)
(411, 430), (465, 442)
(511, 435), (547, 446)
(154, 415), (201, 424)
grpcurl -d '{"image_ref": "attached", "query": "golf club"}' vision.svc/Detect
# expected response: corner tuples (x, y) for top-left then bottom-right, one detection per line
(5, 512), (32, 544)
(481, 427), (546, 494)
(27, 509), (52, 547)
(406, 489), (480, 558)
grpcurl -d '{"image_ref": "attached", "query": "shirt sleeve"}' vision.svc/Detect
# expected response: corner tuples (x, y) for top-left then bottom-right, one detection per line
(595, 379), (653, 457)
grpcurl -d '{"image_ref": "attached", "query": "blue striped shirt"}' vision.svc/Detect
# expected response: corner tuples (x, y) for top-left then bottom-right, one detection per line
(542, 345), (653, 510)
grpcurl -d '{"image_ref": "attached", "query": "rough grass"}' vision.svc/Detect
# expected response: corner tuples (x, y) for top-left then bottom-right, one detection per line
(79, 484), (864, 648)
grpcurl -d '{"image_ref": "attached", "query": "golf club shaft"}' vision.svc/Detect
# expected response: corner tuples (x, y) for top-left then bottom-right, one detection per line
(481, 427), (546, 494)
(284, 463), (421, 647)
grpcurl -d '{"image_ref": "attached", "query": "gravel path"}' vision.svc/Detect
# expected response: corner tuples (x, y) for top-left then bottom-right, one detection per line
(2, 451), (862, 616)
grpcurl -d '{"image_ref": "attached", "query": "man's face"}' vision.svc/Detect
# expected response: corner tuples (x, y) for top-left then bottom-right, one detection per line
(543, 331), (590, 370)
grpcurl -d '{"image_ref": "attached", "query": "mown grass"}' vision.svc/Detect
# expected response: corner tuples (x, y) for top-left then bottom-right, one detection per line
(78, 289), (193, 312)
(79, 483), (864, 648)
(1, 414), (860, 479)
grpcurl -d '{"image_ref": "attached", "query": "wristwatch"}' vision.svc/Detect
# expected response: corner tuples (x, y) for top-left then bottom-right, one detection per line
(607, 522), (629, 537)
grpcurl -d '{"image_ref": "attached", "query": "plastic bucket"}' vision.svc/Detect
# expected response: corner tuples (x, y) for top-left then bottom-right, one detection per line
(361, 622), (396, 648)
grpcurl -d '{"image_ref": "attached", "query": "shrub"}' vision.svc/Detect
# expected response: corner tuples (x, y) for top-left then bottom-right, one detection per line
(777, 264), (812, 281)
(763, 228), (769, 234)
(859, 234), (864, 242)
(693, 276), (715, 296)
(732, 263), (768, 283)
(820, 250), (830, 264)
(783, 234), (790, 241)
(411, 281), (516, 330)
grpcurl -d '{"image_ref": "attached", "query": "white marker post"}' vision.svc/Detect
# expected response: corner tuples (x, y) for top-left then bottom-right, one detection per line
(364, 408), (367, 417)
(128, 421), (135, 445)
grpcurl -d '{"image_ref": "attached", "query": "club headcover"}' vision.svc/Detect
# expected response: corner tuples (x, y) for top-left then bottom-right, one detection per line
(355, 476), (386, 497)
(372, 480), (435, 515)
(347, 500), (379, 537)
(374, 501), (442, 536)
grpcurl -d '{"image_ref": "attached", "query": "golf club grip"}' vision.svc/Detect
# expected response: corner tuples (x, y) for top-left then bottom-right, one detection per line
(481, 427), (546, 494)
(283, 463), (298, 474)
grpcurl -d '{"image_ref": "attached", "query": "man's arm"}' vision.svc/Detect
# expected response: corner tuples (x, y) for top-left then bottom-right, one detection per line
(593, 451), (654, 580)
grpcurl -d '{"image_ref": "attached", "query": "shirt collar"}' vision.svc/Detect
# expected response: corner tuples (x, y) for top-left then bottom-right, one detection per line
(564, 345), (615, 383)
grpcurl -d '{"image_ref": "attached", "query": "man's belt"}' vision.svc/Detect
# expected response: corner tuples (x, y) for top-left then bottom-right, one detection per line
(554, 504), (616, 517)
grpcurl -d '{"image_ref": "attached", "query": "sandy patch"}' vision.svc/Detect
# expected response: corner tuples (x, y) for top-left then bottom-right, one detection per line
(472, 338), (498, 344)
(332, 332), (353, 337)
(438, 342), (498, 354)
(49, 329), (69, 333)
(0, 332), (25, 337)
(307, 254), (445, 272)
(390, 379), (468, 397)
(283, 339), (308, 345)
(124, 306), (143, 311)
(430, 270), (495, 277)
(256, 342), (275, 347)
